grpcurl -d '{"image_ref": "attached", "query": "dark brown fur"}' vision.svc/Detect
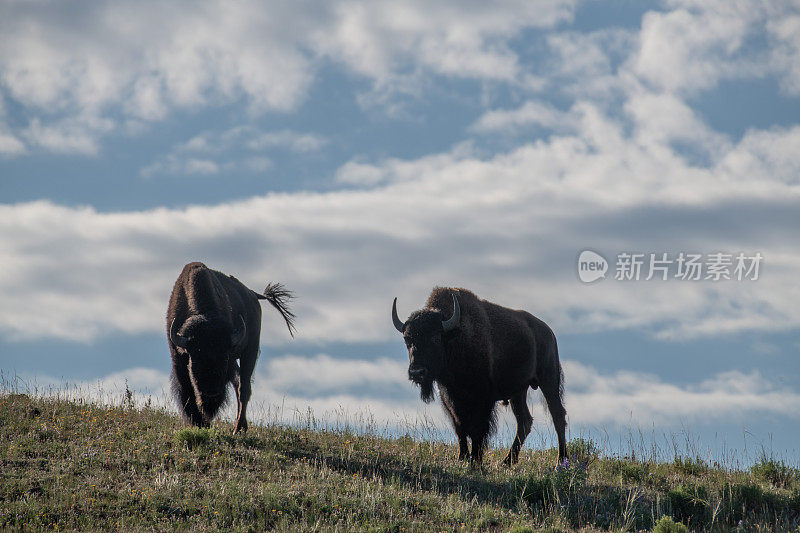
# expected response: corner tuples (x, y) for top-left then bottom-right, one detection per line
(166, 262), (294, 434)
(395, 287), (567, 464)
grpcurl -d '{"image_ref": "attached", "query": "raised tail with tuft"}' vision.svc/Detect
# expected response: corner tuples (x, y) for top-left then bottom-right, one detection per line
(256, 283), (296, 337)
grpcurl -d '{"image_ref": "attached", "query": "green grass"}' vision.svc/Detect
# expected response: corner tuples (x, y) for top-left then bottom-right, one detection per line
(1, 392), (799, 532)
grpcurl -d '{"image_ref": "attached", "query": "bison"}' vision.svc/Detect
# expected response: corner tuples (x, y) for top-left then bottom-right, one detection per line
(392, 287), (567, 464)
(167, 262), (295, 433)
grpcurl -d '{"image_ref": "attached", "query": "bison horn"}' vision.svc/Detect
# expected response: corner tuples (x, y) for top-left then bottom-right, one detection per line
(441, 294), (460, 333)
(169, 318), (189, 349)
(392, 298), (406, 333)
(231, 315), (247, 348)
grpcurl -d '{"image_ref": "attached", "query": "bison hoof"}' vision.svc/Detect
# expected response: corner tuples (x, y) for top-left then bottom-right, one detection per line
(468, 460), (485, 472)
(502, 454), (517, 466)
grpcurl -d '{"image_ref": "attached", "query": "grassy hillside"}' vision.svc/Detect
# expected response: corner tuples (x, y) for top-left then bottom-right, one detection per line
(1, 392), (799, 532)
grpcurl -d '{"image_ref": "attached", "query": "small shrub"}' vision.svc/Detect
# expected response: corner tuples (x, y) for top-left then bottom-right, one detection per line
(719, 482), (777, 524)
(552, 459), (589, 495)
(520, 475), (554, 508)
(175, 427), (212, 450)
(673, 456), (708, 476)
(751, 457), (797, 489)
(520, 460), (589, 514)
(668, 482), (709, 528)
(653, 515), (689, 533)
(615, 460), (648, 484)
(567, 438), (600, 463)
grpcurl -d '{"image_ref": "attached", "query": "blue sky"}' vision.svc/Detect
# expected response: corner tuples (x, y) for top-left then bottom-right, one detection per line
(1, 0), (799, 464)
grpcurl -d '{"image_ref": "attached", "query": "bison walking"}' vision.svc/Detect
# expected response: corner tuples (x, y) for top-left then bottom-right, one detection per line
(167, 262), (295, 433)
(392, 287), (567, 464)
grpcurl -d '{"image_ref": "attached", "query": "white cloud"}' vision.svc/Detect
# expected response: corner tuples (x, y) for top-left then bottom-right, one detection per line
(0, 0), (580, 156)
(470, 100), (575, 134)
(717, 126), (800, 184)
(624, 91), (732, 161)
(1, 0), (799, 346)
(263, 353), (408, 395)
(0, 129), (25, 157)
(335, 159), (389, 185)
(1, 107), (799, 343)
(141, 126), (325, 178)
(768, 14), (800, 95)
(1, 0), (797, 157)
(629, 1), (800, 96)
(633, 4), (758, 94)
(246, 130), (328, 153)
(176, 126), (328, 155)
(0, 1), (316, 114)
(22, 115), (114, 156)
(313, 0), (576, 83)
(565, 361), (800, 425)
(141, 155), (220, 178)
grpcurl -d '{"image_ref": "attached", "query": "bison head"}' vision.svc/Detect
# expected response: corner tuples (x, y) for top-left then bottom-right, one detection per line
(170, 314), (246, 417)
(392, 294), (460, 403)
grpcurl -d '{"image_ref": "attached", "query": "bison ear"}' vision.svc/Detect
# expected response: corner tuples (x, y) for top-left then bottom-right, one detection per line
(441, 294), (460, 333)
(230, 315), (247, 348)
(169, 318), (190, 349)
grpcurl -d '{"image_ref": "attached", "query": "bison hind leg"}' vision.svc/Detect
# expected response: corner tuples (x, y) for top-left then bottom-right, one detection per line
(503, 390), (533, 465)
(540, 379), (567, 464)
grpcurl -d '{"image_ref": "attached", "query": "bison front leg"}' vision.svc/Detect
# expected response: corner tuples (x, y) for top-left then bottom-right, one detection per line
(468, 402), (496, 464)
(456, 429), (469, 461)
(233, 356), (255, 435)
(440, 390), (469, 461)
(503, 390), (533, 465)
(171, 353), (206, 428)
(470, 433), (486, 464)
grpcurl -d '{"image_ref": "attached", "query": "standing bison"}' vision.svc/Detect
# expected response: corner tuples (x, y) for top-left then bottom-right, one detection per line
(167, 262), (295, 433)
(392, 287), (567, 464)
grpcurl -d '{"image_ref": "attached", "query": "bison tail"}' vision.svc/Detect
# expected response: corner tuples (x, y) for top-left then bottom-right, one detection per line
(257, 283), (297, 337)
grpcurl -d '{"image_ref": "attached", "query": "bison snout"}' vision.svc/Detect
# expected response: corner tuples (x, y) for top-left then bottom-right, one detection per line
(408, 367), (428, 382)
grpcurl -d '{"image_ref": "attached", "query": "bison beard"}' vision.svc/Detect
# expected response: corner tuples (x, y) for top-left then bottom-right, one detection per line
(393, 287), (568, 465)
(416, 376), (436, 404)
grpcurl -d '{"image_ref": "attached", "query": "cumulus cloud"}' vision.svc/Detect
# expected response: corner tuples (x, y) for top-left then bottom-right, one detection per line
(1, 0), (798, 156)
(768, 13), (800, 95)
(629, 0), (800, 96)
(565, 361), (800, 426)
(312, 0), (575, 83)
(22, 115), (115, 156)
(1, 102), (799, 344)
(0, 0), (580, 155)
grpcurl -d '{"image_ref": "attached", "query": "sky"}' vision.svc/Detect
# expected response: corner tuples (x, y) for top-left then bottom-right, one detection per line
(1, 0), (799, 465)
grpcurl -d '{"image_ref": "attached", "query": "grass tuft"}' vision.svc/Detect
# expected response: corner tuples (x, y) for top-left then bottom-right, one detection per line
(175, 427), (212, 450)
(653, 515), (690, 533)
